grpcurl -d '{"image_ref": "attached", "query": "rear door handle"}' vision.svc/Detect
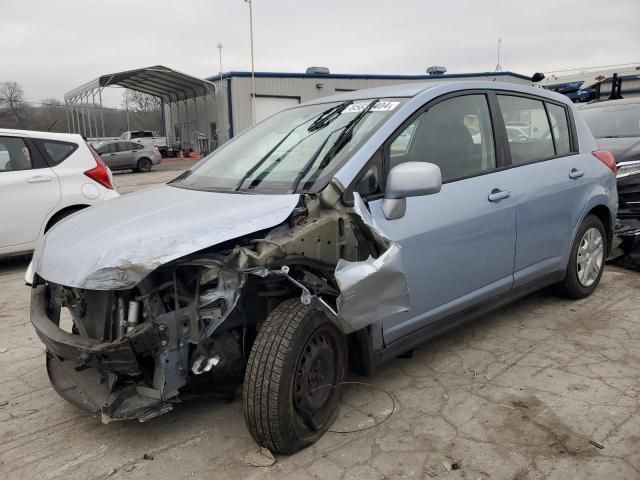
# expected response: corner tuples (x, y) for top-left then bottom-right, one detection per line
(488, 189), (511, 202)
(26, 175), (53, 184)
(569, 168), (585, 179)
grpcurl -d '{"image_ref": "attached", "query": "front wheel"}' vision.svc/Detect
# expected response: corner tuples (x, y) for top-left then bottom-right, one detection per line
(555, 214), (607, 298)
(243, 299), (347, 454)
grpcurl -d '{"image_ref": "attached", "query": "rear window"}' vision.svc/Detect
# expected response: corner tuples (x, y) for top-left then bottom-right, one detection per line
(33, 139), (78, 166)
(580, 103), (640, 138)
(130, 131), (154, 139)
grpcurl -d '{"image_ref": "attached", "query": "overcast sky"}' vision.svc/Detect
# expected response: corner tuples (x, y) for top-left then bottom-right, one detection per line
(2, 0), (639, 106)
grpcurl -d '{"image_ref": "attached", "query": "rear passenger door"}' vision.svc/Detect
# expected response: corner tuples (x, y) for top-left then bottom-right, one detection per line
(113, 142), (135, 169)
(496, 94), (587, 286)
(0, 136), (61, 248)
(364, 92), (517, 344)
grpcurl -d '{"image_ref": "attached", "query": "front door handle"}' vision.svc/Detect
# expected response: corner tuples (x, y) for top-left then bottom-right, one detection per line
(488, 189), (511, 202)
(26, 175), (53, 184)
(569, 168), (585, 179)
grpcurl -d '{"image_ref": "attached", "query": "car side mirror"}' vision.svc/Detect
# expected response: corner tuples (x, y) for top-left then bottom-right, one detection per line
(382, 162), (442, 220)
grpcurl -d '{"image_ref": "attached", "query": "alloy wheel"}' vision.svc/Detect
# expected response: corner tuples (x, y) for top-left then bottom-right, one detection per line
(577, 227), (604, 287)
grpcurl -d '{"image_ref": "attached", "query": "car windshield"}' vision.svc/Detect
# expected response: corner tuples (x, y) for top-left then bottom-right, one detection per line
(171, 98), (405, 194)
(581, 103), (640, 138)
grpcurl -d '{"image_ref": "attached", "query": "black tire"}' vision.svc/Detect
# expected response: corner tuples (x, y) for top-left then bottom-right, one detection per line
(243, 299), (347, 455)
(555, 214), (607, 299)
(136, 158), (152, 172)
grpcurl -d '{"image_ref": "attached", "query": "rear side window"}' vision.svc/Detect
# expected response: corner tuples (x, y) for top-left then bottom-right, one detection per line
(33, 139), (78, 166)
(546, 103), (572, 155)
(497, 95), (555, 164)
(0, 136), (33, 172)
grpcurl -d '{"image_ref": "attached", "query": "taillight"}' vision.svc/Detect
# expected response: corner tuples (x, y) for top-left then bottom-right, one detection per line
(592, 151), (617, 174)
(153, 146), (159, 153)
(85, 146), (114, 189)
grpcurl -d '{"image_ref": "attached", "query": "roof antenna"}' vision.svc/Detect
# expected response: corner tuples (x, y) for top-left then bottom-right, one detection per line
(495, 38), (503, 72)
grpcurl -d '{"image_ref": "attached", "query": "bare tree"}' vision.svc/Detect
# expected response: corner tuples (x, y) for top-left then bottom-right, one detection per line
(122, 89), (161, 113)
(0, 81), (26, 128)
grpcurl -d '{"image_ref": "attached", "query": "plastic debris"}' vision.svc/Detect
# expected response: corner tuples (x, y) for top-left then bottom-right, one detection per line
(244, 447), (276, 467)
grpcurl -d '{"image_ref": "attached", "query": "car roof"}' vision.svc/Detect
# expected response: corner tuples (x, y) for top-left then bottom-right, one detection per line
(578, 97), (640, 109)
(0, 128), (85, 142)
(301, 81), (569, 106)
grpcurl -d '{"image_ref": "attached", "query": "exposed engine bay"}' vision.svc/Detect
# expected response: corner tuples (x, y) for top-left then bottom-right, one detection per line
(29, 192), (409, 422)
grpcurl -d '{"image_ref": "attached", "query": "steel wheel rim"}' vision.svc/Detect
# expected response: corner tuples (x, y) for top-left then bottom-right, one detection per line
(293, 326), (340, 430)
(576, 227), (604, 287)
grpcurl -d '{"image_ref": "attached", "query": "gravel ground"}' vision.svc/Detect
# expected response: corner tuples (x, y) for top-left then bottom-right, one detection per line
(0, 164), (638, 480)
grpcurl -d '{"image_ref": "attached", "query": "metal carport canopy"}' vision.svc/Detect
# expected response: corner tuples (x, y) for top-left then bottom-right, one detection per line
(64, 65), (216, 103)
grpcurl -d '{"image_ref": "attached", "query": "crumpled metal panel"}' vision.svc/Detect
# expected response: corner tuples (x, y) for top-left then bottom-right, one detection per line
(334, 193), (410, 332)
(32, 185), (300, 290)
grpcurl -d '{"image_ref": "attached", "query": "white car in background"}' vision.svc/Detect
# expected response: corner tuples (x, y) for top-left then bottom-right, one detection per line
(0, 129), (119, 257)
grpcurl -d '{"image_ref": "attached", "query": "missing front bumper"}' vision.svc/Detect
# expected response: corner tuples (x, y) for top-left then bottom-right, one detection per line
(31, 284), (176, 422)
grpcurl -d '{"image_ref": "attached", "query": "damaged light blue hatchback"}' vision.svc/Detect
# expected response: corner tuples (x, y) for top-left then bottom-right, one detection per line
(28, 82), (617, 454)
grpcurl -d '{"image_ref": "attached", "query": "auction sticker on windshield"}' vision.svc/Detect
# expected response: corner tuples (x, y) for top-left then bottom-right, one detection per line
(344, 101), (400, 113)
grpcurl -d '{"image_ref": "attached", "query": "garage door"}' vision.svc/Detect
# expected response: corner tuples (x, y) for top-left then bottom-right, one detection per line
(255, 96), (300, 122)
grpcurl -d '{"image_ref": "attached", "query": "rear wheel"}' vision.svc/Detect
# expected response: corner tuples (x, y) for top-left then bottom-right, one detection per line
(555, 214), (606, 298)
(243, 299), (347, 454)
(136, 158), (152, 172)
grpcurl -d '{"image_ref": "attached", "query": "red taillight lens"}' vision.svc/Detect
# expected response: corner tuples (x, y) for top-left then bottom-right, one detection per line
(85, 147), (114, 189)
(593, 150), (617, 174)
(153, 146), (159, 153)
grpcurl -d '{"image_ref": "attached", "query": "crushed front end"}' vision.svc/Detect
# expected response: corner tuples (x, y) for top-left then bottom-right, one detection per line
(29, 192), (410, 423)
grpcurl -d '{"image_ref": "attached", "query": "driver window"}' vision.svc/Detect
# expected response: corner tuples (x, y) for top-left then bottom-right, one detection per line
(389, 95), (496, 182)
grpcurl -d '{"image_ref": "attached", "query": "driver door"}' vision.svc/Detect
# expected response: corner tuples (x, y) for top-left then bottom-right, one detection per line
(364, 93), (517, 344)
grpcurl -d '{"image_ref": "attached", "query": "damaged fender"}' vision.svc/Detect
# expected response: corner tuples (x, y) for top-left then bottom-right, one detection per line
(334, 193), (410, 332)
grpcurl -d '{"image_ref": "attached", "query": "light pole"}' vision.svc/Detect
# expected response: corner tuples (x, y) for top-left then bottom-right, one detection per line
(217, 43), (223, 86)
(244, 0), (256, 124)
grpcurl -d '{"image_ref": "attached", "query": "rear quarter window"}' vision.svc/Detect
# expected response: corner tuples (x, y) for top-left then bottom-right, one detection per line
(33, 139), (78, 166)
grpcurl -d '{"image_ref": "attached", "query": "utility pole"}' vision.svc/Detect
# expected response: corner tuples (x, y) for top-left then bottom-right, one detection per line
(125, 97), (131, 131)
(244, 0), (256, 124)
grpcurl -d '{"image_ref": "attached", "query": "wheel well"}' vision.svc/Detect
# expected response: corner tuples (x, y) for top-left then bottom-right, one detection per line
(587, 205), (612, 253)
(45, 205), (88, 233)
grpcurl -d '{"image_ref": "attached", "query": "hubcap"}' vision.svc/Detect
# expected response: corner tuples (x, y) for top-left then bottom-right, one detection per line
(293, 328), (338, 429)
(577, 227), (604, 287)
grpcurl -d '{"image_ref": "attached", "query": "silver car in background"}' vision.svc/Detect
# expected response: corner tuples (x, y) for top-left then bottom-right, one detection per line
(94, 140), (162, 172)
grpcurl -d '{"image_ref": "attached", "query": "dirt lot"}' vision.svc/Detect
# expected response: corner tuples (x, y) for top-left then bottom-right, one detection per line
(1, 162), (638, 480)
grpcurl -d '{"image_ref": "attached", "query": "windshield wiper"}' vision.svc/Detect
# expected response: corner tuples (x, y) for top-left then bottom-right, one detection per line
(290, 99), (379, 193)
(234, 103), (356, 191)
(317, 99), (379, 168)
(307, 101), (353, 132)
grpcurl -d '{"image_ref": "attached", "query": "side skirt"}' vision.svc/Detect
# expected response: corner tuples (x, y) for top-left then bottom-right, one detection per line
(373, 271), (565, 366)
